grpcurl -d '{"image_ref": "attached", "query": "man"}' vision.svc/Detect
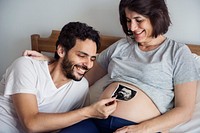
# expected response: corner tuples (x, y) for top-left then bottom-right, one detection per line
(0, 22), (117, 133)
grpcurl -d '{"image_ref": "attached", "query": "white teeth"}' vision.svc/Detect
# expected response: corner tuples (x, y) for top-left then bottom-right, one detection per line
(135, 31), (143, 35)
(77, 66), (85, 73)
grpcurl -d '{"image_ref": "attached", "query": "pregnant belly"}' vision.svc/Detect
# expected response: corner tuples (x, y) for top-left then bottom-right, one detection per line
(99, 82), (161, 123)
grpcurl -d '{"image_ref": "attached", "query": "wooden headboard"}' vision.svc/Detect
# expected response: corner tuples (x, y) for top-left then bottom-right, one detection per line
(31, 30), (121, 53)
(31, 30), (200, 55)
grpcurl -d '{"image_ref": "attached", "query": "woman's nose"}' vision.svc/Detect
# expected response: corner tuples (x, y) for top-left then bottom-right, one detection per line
(130, 21), (138, 31)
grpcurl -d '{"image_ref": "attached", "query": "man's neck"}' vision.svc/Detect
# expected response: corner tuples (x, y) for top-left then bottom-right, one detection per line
(48, 61), (71, 89)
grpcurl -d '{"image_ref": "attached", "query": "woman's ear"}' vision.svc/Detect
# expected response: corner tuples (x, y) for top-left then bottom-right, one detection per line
(57, 45), (65, 58)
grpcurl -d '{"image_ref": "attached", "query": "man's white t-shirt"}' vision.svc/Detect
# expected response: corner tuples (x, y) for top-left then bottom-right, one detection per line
(0, 56), (89, 133)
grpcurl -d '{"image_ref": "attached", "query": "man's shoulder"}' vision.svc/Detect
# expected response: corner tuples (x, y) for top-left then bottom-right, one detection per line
(10, 56), (47, 72)
(10, 56), (32, 67)
(14, 56), (46, 65)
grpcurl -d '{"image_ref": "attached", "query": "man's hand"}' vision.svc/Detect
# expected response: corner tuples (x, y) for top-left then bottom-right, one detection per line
(84, 98), (117, 119)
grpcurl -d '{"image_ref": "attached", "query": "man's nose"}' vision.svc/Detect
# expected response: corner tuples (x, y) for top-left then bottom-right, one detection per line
(84, 58), (93, 69)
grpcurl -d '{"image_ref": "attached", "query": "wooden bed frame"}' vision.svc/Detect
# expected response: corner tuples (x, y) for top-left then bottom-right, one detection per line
(31, 30), (200, 55)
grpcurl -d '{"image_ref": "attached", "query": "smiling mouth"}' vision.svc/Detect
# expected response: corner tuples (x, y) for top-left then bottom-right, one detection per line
(75, 65), (88, 75)
(134, 30), (144, 35)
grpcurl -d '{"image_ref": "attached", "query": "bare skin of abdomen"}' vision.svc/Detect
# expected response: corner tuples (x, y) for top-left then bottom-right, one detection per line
(99, 82), (161, 123)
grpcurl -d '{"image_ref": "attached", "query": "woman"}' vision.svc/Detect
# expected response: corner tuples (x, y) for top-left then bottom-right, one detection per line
(25, 0), (199, 132)
(66, 0), (199, 132)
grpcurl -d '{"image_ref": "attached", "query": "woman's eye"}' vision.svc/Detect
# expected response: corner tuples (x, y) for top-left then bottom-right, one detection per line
(126, 18), (131, 22)
(126, 19), (131, 23)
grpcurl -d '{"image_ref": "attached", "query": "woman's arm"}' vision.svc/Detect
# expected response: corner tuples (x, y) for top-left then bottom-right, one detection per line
(114, 81), (197, 133)
(12, 93), (117, 133)
(23, 50), (52, 61)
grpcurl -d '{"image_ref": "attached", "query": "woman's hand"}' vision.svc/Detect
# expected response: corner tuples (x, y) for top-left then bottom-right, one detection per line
(85, 98), (117, 119)
(114, 125), (168, 133)
(23, 50), (51, 61)
(114, 124), (146, 133)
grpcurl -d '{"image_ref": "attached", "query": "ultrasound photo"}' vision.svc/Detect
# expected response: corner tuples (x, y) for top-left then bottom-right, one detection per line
(111, 84), (137, 101)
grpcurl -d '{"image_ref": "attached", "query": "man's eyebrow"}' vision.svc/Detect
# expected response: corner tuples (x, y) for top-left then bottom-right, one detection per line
(78, 51), (88, 56)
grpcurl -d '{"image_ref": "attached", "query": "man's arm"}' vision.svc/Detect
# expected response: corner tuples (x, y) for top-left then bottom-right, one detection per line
(12, 93), (117, 132)
(114, 81), (197, 133)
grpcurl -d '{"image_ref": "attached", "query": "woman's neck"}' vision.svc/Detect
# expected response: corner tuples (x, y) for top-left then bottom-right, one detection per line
(138, 35), (166, 51)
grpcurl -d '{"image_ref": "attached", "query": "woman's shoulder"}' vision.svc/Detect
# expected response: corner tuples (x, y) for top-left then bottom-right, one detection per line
(165, 38), (187, 48)
(164, 38), (193, 59)
(108, 37), (136, 52)
(164, 38), (190, 52)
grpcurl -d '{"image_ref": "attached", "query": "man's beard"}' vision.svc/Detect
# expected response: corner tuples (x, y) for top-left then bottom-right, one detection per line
(61, 56), (88, 81)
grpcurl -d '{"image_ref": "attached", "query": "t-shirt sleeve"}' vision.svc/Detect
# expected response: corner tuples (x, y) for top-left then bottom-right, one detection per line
(4, 57), (38, 96)
(97, 39), (122, 70)
(173, 45), (200, 84)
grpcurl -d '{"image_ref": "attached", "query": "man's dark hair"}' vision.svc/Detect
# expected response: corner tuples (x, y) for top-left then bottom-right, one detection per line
(119, 0), (171, 38)
(54, 22), (100, 60)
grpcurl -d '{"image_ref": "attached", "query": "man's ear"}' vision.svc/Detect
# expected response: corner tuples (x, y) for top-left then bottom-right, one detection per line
(57, 45), (65, 58)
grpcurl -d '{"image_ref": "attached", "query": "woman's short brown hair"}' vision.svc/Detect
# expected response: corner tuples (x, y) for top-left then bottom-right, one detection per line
(119, 0), (171, 38)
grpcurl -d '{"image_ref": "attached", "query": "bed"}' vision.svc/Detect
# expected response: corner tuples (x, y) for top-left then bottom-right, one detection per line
(31, 30), (200, 132)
